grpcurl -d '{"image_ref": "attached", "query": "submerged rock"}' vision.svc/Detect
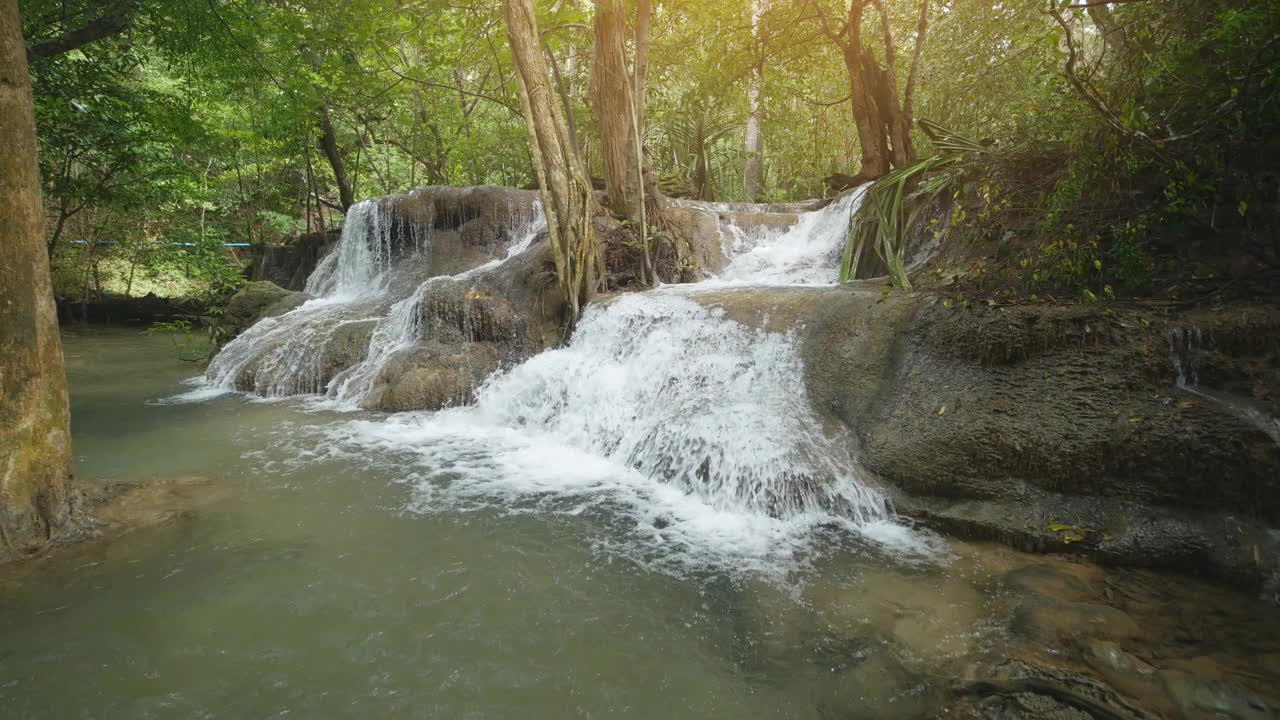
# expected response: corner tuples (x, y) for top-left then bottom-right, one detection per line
(1011, 597), (1140, 643)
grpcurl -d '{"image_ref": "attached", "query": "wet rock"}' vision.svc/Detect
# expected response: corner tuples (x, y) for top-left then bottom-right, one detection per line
(1158, 669), (1275, 720)
(371, 342), (502, 411)
(688, 281), (1280, 586)
(392, 185), (543, 277)
(459, 216), (500, 248)
(663, 205), (727, 277)
(954, 691), (1096, 720)
(218, 281), (304, 343)
(953, 659), (1151, 720)
(1002, 562), (1106, 604)
(1088, 641), (1155, 677)
(807, 568), (983, 670)
(319, 319), (375, 379)
(1011, 596), (1140, 643)
(815, 651), (940, 720)
(1082, 640), (1170, 712)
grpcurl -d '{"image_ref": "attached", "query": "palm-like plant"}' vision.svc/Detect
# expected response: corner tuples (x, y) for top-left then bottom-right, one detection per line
(841, 120), (988, 288)
(661, 98), (743, 200)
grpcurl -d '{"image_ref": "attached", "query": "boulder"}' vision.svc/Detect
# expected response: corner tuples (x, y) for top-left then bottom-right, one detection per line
(680, 284), (1280, 590)
(217, 281), (304, 343)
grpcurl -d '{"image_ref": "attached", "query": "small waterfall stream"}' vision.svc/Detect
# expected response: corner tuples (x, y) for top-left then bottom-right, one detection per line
(204, 188), (903, 568)
(202, 194), (544, 405)
(1168, 325), (1280, 445)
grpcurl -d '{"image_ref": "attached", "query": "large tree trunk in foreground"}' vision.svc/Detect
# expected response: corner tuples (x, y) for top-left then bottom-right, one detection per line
(1, 0), (74, 558)
(318, 106), (355, 212)
(502, 0), (598, 324)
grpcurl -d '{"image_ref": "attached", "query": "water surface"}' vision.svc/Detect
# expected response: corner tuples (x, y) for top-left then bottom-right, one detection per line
(3, 328), (1278, 719)
(0, 328), (982, 718)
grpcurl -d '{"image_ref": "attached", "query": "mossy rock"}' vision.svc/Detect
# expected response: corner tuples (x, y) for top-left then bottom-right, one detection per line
(218, 281), (304, 343)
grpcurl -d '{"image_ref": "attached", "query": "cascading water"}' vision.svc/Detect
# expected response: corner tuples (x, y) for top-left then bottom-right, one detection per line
(298, 188), (902, 571)
(203, 187), (909, 570)
(325, 214), (545, 406)
(199, 194), (544, 405)
(713, 188), (866, 285)
(1167, 325), (1280, 446)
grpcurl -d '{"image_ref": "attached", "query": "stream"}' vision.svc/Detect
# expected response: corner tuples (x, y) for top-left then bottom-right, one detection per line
(3, 332), (1279, 718)
(2, 192), (1279, 718)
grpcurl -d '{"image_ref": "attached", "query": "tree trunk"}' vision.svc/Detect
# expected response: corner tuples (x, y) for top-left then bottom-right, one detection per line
(0, 0), (74, 557)
(502, 0), (598, 325)
(825, 0), (929, 180)
(744, 67), (765, 200)
(842, 1), (890, 179)
(844, 51), (889, 178)
(744, 0), (768, 201)
(318, 106), (354, 211)
(870, 0), (916, 169)
(633, 0), (652, 125)
(546, 45), (582, 162)
(591, 0), (642, 222)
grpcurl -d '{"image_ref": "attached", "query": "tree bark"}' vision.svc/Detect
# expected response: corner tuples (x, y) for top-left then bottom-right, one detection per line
(841, 1), (891, 179)
(870, 0), (912, 169)
(545, 45), (582, 162)
(502, 0), (599, 325)
(1, 0), (74, 557)
(744, 0), (769, 201)
(318, 106), (355, 212)
(816, 0), (929, 180)
(592, 0), (642, 222)
(632, 0), (652, 124)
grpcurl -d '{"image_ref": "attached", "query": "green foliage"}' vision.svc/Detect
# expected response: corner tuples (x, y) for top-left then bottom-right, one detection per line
(142, 319), (210, 362)
(842, 121), (988, 288)
(19, 0), (1279, 302)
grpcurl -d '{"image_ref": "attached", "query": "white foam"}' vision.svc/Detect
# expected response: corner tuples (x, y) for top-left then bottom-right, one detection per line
(150, 376), (235, 405)
(712, 188), (866, 286)
(207, 187), (935, 576)
(203, 196), (543, 403)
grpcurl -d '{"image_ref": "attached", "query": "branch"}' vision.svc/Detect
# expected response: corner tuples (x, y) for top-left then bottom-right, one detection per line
(809, 0), (849, 50)
(1063, 0), (1148, 7)
(871, 0), (898, 79)
(800, 93), (852, 107)
(26, 0), (139, 61)
(540, 22), (593, 36)
(1045, 1), (1152, 145)
(903, 0), (929, 120)
(375, 50), (520, 115)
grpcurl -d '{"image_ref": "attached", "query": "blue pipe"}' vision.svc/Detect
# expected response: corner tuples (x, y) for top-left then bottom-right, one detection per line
(69, 240), (253, 247)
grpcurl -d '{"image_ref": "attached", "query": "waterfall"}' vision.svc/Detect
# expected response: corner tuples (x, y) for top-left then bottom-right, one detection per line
(202, 194), (543, 403)
(1168, 325), (1203, 388)
(713, 188), (866, 286)
(324, 214), (545, 407)
(308, 189), (893, 571)
(203, 188), (904, 568)
(1167, 325), (1280, 445)
(455, 291), (884, 519)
